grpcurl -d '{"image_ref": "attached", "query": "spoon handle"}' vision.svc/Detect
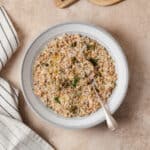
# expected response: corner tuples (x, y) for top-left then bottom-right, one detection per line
(102, 104), (118, 131)
(92, 81), (118, 131)
(80, 50), (118, 131)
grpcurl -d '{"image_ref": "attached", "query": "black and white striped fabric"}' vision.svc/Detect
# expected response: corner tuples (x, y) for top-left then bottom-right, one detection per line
(0, 6), (19, 70)
(0, 6), (54, 150)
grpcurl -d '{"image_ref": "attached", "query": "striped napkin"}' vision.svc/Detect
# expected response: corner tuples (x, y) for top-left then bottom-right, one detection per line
(0, 6), (54, 150)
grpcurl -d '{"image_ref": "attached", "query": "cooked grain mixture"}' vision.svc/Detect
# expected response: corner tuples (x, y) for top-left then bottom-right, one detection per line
(33, 34), (117, 117)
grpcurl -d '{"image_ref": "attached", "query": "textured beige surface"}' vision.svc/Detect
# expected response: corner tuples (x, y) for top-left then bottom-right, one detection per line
(0, 0), (150, 149)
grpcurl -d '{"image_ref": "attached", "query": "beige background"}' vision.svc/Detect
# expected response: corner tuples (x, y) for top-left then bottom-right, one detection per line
(0, 0), (150, 149)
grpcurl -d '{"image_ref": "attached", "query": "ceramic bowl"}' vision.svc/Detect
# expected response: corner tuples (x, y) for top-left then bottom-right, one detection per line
(21, 23), (129, 129)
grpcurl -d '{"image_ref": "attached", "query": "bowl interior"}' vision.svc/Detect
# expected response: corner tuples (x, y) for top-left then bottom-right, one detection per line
(21, 23), (129, 129)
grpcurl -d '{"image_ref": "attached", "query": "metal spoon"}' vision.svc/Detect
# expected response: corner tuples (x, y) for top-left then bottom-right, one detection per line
(80, 47), (118, 130)
(92, 80), (118, 131)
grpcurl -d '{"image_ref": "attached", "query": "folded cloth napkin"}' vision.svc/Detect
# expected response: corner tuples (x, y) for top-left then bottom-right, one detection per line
(0, 6), (54, 150)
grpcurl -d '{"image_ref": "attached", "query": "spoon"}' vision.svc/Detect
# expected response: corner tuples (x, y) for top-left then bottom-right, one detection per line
(80, 47), (118, 130)
(92, 80), (118, 131)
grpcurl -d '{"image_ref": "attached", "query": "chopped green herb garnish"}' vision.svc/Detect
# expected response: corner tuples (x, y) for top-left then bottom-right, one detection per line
(88, 58), (98, 66)
(72, 76), (80, 88)
(54, 97), (61, 104)
(71, 42), (77, 47)
(99, 71), (102, 77)
(71, 57), (78, 64)
(87, 44), (96, 50)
